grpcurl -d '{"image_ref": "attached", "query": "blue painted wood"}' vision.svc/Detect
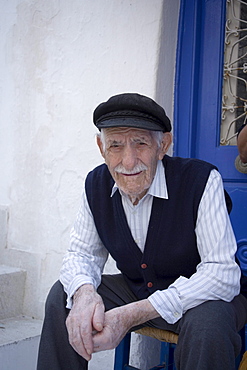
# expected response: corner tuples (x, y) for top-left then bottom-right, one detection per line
(174, 0), (203, 159)
(159, 342), (176, 370)
(114, 333), (132, 370)
(174, 0), (247, 254)
(174, 0), (246, 175)
(236, 240), (247, 276)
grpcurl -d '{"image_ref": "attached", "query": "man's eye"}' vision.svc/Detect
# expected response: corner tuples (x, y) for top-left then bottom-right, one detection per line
(109, 144), (122, 150)
(137, 142), (147, 146)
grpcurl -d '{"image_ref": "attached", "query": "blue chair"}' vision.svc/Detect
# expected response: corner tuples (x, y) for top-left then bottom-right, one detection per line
(114, 327), (178, 370)
(114, 324), (246, 370)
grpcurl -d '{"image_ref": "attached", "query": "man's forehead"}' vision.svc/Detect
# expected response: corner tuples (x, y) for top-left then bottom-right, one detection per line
(103, 127), (153, 138)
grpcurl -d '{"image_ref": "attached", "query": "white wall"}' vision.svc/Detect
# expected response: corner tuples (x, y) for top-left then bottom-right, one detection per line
(0, 0), (180, 367)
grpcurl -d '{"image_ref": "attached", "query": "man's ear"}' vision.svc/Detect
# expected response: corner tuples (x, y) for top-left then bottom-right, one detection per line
(158, 132), (172, 160)
(96, 135), (105, 158)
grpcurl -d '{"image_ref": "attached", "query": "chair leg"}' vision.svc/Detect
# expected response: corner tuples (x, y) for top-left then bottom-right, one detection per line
(114, 333), (133, 370)
(159, 342), (176, 370)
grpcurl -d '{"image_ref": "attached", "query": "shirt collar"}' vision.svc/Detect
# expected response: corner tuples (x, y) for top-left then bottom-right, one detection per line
(110, 159), (168, 199)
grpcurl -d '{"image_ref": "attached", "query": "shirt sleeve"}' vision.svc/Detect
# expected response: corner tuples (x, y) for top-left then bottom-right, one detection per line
(60, 183), (109, 309)
(148, 169), (241, 324)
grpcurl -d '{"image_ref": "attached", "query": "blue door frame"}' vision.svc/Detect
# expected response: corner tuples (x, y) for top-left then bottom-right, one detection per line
(174, 0), (247, 249)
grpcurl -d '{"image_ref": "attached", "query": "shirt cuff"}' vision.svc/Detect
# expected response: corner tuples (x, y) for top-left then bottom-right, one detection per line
(148, 285), (183, 324)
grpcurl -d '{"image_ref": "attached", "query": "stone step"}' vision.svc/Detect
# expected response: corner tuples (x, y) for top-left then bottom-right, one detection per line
(0, 316), (42, 370)
(0, 265), (26, 320)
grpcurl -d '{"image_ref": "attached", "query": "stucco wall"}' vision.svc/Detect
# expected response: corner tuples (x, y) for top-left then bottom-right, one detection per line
(0, 0), (180, 368)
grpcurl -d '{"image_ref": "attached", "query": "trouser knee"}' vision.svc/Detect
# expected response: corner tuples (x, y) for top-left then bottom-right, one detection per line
(173, 300), (242, 369)
(177, 300), (242, 357)
(179, 300), (239, 338)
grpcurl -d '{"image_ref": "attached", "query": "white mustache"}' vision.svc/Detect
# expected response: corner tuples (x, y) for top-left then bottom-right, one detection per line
(114, 163), (148, 175)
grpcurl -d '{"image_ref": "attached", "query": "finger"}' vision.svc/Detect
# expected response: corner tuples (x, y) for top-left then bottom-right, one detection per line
(92, 330), (108, 353)
(66, 315), (92, 361)
(92, 302), (105, 332)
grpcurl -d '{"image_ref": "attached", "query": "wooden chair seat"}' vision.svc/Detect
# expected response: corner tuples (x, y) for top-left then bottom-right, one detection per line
(134, 327), (178, 344)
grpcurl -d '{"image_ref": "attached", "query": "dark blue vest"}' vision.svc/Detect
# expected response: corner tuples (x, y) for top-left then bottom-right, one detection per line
(85, 155), (216, 299)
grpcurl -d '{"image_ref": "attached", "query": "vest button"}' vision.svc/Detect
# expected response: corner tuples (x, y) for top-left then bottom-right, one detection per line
(147, 282), (153, 288)
(141, 263), (147, 269)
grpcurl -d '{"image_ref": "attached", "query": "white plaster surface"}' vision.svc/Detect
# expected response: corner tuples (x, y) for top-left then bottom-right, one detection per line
(0, 316), (42, 346)
(0, 0), (180, 369)
(0, 316), (42, 370)
(0, 265), (26, 319)
(0, 336), (41, 370)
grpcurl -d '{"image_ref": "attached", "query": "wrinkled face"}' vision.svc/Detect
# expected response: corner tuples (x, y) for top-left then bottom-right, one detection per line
(97, 127), (172, 203)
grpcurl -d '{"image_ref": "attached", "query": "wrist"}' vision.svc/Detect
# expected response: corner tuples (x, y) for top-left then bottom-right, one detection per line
(118, 299), (160, 330)
(73, 283), (95, 302)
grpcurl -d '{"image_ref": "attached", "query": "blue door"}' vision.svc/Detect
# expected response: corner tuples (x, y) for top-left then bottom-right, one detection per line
(174, 0), (247, 270)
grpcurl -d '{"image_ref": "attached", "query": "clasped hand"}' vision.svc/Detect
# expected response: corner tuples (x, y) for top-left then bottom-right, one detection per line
(65, 284), (131, 361)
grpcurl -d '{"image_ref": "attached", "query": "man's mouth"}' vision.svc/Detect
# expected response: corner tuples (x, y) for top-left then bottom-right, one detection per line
(114, 164), (148, 176)
(122, 171), (142, 176)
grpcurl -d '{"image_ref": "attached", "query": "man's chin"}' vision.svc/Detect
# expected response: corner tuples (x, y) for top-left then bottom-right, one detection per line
(119, 186), (148, 200)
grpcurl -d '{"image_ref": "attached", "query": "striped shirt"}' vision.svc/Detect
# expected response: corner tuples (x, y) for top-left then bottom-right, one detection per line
(60, 160), (240, 324)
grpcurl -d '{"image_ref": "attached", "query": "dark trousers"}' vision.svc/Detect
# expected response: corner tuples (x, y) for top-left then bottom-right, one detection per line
(37, 275), (247, 370)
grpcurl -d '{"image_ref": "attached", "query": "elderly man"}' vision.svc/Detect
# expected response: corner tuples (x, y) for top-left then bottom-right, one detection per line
(37, 93), (247, 370)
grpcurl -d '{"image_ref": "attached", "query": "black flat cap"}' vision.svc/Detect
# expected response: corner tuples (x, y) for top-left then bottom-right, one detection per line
(93, 93), (171, 132)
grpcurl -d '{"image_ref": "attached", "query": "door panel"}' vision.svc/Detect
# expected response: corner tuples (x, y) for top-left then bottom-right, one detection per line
(174, 0), (247, 256)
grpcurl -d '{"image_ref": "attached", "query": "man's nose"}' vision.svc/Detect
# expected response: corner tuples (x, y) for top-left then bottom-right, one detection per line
(122, 145), (137, 169)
